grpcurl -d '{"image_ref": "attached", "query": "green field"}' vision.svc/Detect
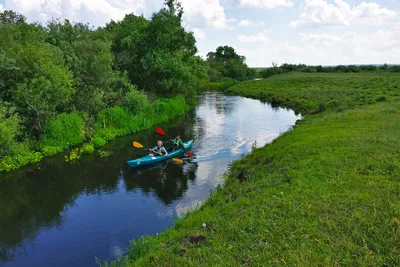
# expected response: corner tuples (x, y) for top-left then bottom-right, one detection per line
(111, 72), (400, 266)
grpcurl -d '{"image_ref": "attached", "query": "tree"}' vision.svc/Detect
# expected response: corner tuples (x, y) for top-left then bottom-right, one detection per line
(108, 0), (206, 100)
(47, 19), (134, 115)
(207, 46), (253, 81)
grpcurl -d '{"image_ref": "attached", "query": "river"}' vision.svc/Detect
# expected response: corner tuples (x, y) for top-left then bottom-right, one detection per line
(0, 92), (301, 267)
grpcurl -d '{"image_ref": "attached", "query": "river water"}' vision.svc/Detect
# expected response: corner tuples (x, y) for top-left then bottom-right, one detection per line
(0, 92), (301, 267)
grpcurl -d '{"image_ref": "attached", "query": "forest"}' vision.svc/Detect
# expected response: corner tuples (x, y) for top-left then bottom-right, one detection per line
(0, 1), (254, 172)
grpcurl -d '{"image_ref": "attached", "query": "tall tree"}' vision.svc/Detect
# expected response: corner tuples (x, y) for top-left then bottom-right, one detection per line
(207, 46), (254, 81)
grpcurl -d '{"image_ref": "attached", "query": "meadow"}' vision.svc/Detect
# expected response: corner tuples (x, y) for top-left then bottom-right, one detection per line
(109, 72), (400, 266)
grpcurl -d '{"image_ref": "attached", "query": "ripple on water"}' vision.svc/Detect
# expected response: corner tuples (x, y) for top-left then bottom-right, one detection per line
(192, 136), (238, 160)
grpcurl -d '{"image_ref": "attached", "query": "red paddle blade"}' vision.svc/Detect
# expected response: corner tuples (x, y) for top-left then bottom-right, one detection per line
(186, 152), (195, 157)
(156, 127), (165, 135)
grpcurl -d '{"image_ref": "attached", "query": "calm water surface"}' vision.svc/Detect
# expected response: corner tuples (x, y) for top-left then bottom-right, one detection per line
(0, 92), (301, 267)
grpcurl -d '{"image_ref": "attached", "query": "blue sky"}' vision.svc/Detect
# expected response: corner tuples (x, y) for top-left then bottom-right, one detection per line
(1, 0), (399, 67)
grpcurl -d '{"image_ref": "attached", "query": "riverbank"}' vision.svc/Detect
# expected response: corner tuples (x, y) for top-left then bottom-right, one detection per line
(112, 72), (400, 266)
(0, 95), (188, 173)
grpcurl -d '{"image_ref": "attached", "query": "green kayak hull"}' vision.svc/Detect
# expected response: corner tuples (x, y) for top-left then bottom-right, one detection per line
(127, 140), (193, 168)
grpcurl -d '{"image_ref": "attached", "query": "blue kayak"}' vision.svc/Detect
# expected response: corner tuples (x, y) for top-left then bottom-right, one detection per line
(127, 140), (194, 168)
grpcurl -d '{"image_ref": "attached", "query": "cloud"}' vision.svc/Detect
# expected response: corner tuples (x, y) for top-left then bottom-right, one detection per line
(239, 0), (294, 9)
(181, 0), (228, 29)
(290, 0), (399, 28)
(3, 0), (228, 29)
(239, 30), (400, 66)
(238, 32), (268, 43)
(192, 28), (206, 40)
(238, 19), (265, 27)
(0, 4), (4, 12)
(395, 22), (400, 30)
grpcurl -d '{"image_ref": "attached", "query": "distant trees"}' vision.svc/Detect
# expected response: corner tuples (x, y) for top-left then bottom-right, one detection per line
(206, 46), (255, 81)
(258, 63), (399, 78)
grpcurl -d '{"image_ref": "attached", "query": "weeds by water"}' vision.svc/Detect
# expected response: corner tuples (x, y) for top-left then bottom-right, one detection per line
(0, 96), (188, 172)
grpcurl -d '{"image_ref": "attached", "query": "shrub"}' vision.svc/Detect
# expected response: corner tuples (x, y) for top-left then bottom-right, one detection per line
(43, 112), (85, 148)
(124, 87), (149, 114)
(97, 106), (130, 130)
(0, 149), (43, 172)
(0, 102), (22, 157)
(42, 145), (64, 157)
(81, 142), (95, 154)
(92, 136), (107, 147)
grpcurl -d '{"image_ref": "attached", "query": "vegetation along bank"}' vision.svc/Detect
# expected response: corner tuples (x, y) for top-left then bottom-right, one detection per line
(109, 72), (399, 266)
(0, 1), (255, 173)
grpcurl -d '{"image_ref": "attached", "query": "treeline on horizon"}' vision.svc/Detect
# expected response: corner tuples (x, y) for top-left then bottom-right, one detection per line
(0, 0), (254, 172)
(257, 63), (400, 78)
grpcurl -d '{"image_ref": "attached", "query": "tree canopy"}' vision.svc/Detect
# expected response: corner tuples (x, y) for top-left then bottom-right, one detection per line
(207, 46), (255, 81)
(0, 2), (255, 168)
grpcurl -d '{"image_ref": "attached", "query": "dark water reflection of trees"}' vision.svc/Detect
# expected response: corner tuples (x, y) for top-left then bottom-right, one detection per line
(0, 91), (255, 265)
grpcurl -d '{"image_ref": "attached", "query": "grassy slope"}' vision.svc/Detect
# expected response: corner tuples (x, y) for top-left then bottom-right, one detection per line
(114, 73), (400, 266)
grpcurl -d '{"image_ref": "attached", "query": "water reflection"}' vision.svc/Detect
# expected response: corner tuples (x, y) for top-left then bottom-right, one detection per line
(0, 91), (301, 267)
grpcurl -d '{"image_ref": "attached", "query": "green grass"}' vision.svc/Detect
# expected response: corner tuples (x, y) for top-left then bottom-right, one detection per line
(229, 72), (399, 114)
(109, 73), (400, 266)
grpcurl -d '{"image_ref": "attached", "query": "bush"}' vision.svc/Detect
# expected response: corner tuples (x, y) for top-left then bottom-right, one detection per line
(124, 87), (149, 114)
(92, 136), (107, 147)
(42, 145), (64, 157)
(0, 102), (22, 157)
(43, 112), (85, 148)
(0, 148), (43, 172)
(97, 106), (130, 130)
(81, 142), (95, 154)
(260, 67), (283, 78)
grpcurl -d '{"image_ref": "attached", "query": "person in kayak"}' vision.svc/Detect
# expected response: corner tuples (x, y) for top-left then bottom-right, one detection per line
(149, 141), (168, 156)
(172, 135), (185, 151)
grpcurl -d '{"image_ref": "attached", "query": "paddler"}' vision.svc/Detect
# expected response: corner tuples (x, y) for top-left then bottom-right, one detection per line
(172, 135), (185, 151)
(149, 140), (168, 156)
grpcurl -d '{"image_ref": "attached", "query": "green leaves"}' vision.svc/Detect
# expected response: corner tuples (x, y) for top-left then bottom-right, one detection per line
(207, 46), (255, 81)
(0, 102), (22, 156)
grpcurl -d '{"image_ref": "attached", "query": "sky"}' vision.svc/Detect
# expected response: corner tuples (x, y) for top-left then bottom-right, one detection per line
(1, 0), (399, 67)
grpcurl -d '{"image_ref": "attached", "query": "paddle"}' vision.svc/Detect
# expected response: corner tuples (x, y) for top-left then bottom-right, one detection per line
(171, 158), (183, 164)
(156, 127), (196, 158)
(133, 141), (144, 149)
(133, 140), (183, 163)
(156, 127), (171, 138)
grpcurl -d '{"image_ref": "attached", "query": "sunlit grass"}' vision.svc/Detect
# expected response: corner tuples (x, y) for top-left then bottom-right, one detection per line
(109, 72), (400, 266)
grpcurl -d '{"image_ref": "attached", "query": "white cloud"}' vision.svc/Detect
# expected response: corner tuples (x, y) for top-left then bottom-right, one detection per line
(238, 19), (265, 27)
(239, 30), (400, 66)
(290, 0), (399, 28)
(238, 32), (268, 43)
(193, 28), (206, 40)
(395, 22), (400, 30)
(239, 0), (294, 9)
(181, 0), (228, 29)
(0, 4), (4, 12)
(3, 0), (228, 29)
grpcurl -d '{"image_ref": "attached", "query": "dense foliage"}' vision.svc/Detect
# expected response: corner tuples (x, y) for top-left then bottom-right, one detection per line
(207, 46), (256, 82)
(0, 1), (209, 171)
(258, 63), (400, 78)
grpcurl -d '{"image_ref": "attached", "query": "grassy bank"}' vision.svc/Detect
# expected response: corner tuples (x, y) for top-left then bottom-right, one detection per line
(110, 73), (400, 266)
(199, 78), (240, 91)
(0, 95), (188, 172)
